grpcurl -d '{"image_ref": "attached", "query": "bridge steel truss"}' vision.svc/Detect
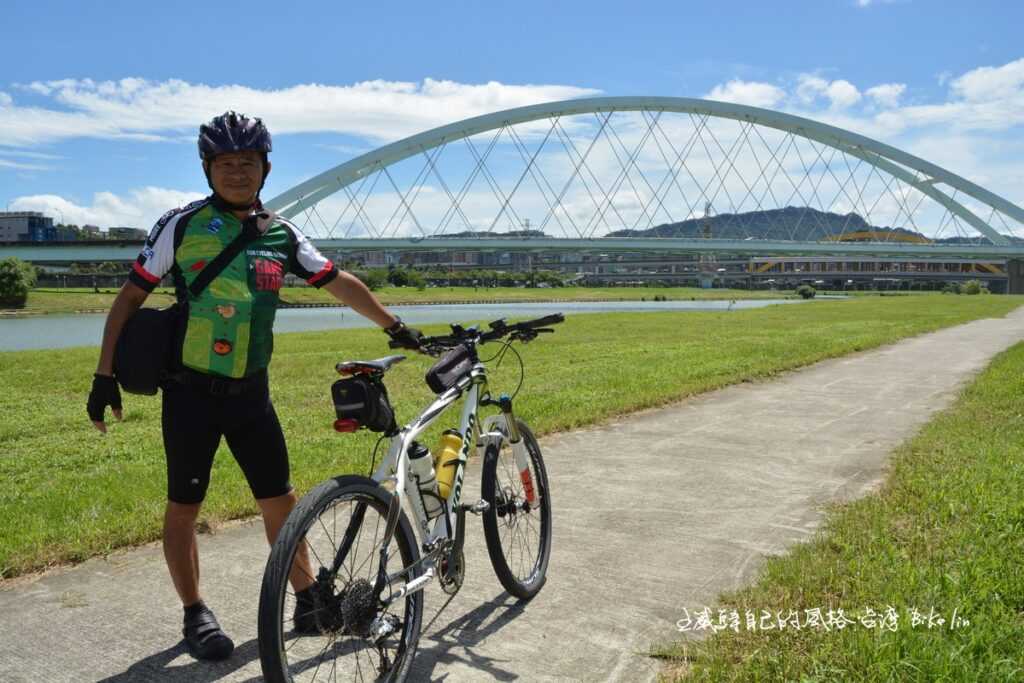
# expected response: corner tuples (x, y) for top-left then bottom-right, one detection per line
(6, 97), (1024, 269)
(265, 96), (1024, 258)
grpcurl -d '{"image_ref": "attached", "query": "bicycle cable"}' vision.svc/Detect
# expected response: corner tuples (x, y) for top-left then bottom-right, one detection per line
(483, 338), (526, 400)
(367, 434), (387, 476)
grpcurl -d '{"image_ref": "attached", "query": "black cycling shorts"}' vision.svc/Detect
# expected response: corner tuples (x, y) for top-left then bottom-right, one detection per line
(161, 375), (291, 504)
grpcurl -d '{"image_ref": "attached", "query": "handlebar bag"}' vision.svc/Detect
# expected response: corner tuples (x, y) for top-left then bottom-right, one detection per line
(331, 375), (396, 432)
(114, 303), (185, 396)
(426, 345), (474, 394)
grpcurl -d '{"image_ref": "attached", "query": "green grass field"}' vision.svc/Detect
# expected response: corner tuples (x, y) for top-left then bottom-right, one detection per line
(659, 338), (1024, 681)
(0, 296), (1020, 581)
(8, 285), (795, 315)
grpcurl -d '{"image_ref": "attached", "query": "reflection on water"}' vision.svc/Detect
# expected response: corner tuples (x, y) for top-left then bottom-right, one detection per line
(0, 299), (806, 352)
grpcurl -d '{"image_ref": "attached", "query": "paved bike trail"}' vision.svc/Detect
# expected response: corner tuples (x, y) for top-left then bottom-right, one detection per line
(3, 306), (1024, 682)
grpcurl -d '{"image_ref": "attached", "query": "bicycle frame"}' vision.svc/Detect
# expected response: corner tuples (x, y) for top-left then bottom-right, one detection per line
(328, 357), (533, 603)
(375, 365), (484, 538)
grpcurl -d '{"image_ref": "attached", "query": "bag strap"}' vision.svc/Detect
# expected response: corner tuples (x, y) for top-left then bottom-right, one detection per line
(186, 213), (268, 298)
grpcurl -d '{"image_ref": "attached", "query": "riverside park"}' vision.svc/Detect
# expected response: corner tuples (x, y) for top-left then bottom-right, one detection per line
(3, 1), (1024, 680)
(2, 288), (1024, 680)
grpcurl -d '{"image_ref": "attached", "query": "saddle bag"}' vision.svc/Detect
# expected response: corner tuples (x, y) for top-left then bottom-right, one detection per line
(331, 375), (397, 433)
(425, 345), (474, 394)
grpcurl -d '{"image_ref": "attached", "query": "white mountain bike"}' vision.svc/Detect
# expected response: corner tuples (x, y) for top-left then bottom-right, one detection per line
(258, 314), (564, 682)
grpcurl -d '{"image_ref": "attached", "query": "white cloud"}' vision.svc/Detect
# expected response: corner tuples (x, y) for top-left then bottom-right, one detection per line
(0, 92), (12, 107)
(796, 75), (829, 104)
(865, 83), (906, 108)
(699, 58), (1024, 140)
(950, 57), (1024, 102)
(825, 80), (861, 109)
(795, 75), (861, 109)
(9, 186), (205, 229)
(0, 148), (63, 160)
(0, 77), (600, 147)
(0, 158), (51, 171)
(706, 79), (786, 108)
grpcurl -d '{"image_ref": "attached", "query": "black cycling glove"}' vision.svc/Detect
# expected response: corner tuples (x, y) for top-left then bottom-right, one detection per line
(385, 318), (424, 350)
(87, 373), (123, 423)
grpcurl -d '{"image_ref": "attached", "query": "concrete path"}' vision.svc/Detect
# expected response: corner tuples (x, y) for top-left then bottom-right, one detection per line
(4, 307), (1024, 683)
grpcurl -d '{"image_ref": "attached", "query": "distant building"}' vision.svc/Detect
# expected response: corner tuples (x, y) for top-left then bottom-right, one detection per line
(55, 225), (79, 241)
(0, 211), (54, 241)
(82, 224), (101, 236)
(107, 227), (147, 240)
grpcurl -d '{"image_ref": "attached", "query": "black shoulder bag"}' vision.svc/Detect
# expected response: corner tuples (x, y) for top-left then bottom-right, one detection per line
(114, 222), (262, 395)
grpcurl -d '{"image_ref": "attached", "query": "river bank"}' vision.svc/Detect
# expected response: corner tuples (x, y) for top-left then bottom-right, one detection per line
(1, 296), (1020, 580)
(4, 285), (809, 317)
(1, 299), (810, 351)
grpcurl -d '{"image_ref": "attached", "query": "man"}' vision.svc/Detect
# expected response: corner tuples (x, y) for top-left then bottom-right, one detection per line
(85, 111), (421, 661)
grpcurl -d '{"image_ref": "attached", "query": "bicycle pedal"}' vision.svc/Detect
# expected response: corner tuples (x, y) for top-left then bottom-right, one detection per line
(460, 500), (490, 515)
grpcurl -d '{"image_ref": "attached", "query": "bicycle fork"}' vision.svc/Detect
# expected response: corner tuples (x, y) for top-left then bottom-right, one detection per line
(497, 394), (537, 507)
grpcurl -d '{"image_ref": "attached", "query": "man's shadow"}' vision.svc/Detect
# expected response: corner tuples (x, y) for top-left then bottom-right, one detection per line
(97, 637), (260, 683)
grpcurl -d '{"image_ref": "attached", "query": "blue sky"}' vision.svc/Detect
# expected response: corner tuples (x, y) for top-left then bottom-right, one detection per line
(2, 0), (1023, 234)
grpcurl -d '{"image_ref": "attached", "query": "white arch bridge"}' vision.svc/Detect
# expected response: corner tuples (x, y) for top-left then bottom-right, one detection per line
(6, 97), (1024, 272)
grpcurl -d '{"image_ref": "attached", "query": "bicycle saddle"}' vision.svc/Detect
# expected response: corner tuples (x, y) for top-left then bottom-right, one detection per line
(336, 355), (407, 375)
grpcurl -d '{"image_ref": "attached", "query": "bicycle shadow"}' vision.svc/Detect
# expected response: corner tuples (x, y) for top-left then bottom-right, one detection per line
(97, 591), (530, 681)
(409, 588), (530, 681)
(97, 637), (260, 682)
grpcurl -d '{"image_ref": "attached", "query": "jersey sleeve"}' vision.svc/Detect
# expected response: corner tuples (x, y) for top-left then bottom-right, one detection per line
(283, 222), (339, 288)
(127, 209), (181, 292)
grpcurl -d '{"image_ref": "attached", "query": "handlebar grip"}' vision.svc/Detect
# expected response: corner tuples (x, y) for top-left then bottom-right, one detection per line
(525, 313), (565, 328)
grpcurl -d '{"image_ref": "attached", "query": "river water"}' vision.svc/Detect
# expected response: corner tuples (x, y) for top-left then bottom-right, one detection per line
(0, 299), (805, 351)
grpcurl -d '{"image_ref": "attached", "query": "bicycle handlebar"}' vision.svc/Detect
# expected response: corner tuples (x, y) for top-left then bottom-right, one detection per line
(387, 313), (565, 352)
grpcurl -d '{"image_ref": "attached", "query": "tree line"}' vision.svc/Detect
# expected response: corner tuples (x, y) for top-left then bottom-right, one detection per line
(348, 265), (569, 291)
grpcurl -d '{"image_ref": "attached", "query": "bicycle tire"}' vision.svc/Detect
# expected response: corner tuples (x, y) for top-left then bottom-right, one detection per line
(481, 420), (552, 600)
(258, 474), (423, 683)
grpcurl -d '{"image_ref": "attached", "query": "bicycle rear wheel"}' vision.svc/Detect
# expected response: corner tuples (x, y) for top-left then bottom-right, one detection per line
(258, 475), (422, 683)
(481, 420), (552, 600)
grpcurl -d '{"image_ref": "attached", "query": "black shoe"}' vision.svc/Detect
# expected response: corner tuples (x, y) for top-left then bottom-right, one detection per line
(293, 586), (324, 635)
(183, 605), (234, 661)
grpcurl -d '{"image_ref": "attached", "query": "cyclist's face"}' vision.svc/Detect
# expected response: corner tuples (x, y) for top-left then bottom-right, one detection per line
(206, 151), (269, 206)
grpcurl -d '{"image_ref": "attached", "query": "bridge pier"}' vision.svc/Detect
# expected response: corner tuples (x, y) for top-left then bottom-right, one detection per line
(1007, 259), (1024, 294)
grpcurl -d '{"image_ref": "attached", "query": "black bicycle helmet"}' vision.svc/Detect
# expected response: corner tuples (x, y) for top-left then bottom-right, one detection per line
(198, 111), (272, 160)
(198, 111), (273, 209)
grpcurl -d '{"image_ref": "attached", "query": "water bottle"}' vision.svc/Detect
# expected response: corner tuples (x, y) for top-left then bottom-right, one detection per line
(435, 429), (463, 500)
(407, 441), (442, 518)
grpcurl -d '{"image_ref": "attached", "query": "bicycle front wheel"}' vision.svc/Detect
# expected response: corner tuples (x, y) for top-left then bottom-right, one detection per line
(481, 420), (552, 600)
(258, 475), (422, 683)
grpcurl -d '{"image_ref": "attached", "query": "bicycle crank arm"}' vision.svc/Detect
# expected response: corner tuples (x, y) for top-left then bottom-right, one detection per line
(381, 566), (436, 606)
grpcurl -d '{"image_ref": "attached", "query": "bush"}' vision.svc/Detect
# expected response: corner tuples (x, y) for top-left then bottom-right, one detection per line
(961, 279), (988, 295)
(0, 257), (37, 308)
(795, 284), (816, 299)
(405, 270), (427, 291)
(386, 267), (410, 287)
(353, 268), (388, 291)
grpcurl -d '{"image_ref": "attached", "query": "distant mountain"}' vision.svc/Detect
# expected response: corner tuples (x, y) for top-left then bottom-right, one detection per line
(605, 206), (926, 241)
(931, 234), (1024, 245)
(433, 207), (1018, 244)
